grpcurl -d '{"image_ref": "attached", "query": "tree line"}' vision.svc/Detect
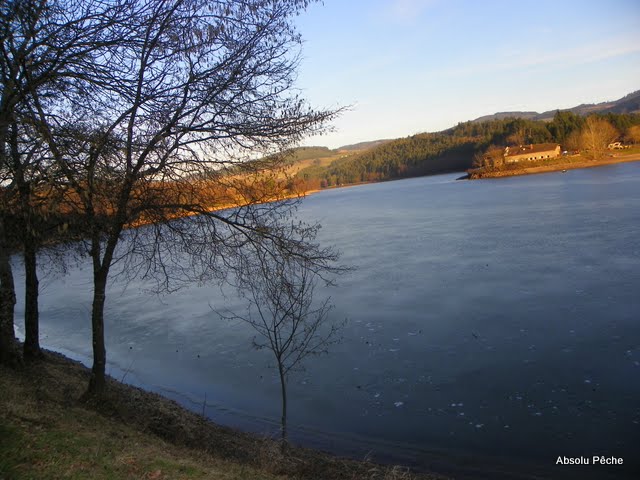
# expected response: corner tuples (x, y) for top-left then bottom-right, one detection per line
(296, 111), (640, 186)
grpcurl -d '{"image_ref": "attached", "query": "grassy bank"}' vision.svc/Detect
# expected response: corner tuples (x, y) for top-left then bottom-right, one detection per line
(0, 351), (445, 480)
(467, 151), (640, 179)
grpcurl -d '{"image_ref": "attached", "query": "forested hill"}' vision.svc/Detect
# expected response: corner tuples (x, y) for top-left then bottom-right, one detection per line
(293, 110), (640, 188)
(296, 118), (547, 187)
(311, 133), (477, 186)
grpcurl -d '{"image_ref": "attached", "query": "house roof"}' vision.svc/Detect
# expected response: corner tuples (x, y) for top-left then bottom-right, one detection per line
(505, 143), (559, 157)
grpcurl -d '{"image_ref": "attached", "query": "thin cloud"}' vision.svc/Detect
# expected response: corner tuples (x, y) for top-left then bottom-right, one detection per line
(430, 36), (640, 80)
(388, 0), (439, 22)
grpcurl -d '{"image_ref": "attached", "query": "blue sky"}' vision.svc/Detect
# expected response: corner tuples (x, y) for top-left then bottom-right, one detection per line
(294, 0), (640, 148)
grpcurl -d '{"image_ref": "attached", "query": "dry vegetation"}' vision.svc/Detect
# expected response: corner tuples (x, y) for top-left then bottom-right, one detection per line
(467, 151), (640, 179)
(283, 151), (359, 176)
(0, 351), (447, 480)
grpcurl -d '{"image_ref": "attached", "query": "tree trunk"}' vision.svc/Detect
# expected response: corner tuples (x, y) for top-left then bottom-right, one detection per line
(84, 217), (121, 397)
(87, 270), (108, 395)
(23, 240), (43, 360)
(0, 220), (21, 367)
(278, 364), (288, 453)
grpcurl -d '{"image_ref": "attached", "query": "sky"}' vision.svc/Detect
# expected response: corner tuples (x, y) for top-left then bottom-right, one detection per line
(293, 0), (640, 149)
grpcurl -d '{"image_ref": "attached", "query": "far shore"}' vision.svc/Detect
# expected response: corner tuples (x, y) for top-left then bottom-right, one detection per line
(466, 152), (640, 180)
(178, 152), (640, 216)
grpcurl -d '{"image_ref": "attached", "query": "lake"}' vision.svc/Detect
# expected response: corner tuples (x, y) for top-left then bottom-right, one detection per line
(14, 162), (640, 479)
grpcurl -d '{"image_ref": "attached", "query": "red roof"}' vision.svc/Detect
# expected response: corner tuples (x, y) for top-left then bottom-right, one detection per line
(505, 143), (559, 157)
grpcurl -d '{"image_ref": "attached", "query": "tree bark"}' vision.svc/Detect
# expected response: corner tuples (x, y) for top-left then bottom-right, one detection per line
(278, 364), (288, 452)
(87, 270), (108, 395)
(0, 219), (22, 367)
(23, 240), (43, 360)
(85, 231), (119, 397)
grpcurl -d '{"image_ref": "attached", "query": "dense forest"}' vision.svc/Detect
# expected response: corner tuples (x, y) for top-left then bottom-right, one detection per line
(295, 112), (640, 188)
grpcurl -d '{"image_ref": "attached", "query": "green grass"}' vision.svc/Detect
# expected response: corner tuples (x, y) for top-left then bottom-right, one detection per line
(0, 423), (24, 478)
(285, 146), (334, 162)
(0, 361), (281, 480)
(619, 145), (640, 155)
(0, 408), (276, 480)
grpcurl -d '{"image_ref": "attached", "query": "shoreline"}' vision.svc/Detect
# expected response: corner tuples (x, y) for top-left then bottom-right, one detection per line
(1, 349), (448, 480)
(466, 153), (640, 180)
(2, 349), (575, 480)
(136, 154), (640, 221)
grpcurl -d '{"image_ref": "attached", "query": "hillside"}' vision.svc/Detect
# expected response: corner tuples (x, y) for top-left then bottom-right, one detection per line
(243, 90), (640, 192)
(472, 111), (539, 123)
(337, 139), (394, 151)
(472, 90), (640, 123)
(264, 143), (384, 182)
(285, 90), (640, 189)
(283, 146), (334, 161)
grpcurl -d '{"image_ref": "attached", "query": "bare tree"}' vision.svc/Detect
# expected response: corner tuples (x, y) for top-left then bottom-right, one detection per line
(5, 118), (62, 361)
(0, 214), (20, 366)
(579, 116), (618, 160)
(624, 125), (640, 145)
(23, 0), (340, 395)
(220, 242), (344, 451)
(564, 129), (582, 153)
(0, 0), (134, 365)
(506, 126), (527, 147)
(0, 0), (49, 365)
(473, 145), (504, 169)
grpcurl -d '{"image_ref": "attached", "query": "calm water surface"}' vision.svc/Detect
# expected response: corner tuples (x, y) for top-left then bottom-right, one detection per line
(15, 163), (640, 478)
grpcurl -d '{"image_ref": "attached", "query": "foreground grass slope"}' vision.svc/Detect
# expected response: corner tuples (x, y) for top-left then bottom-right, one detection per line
(0, 356), (278, 480)
(0, 351), (442, 480)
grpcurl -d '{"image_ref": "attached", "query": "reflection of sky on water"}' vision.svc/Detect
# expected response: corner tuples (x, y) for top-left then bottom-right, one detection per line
(14, 162), (640, 479)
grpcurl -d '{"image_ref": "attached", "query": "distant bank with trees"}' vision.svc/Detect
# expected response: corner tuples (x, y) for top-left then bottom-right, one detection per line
(294, 111), (640, 188)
